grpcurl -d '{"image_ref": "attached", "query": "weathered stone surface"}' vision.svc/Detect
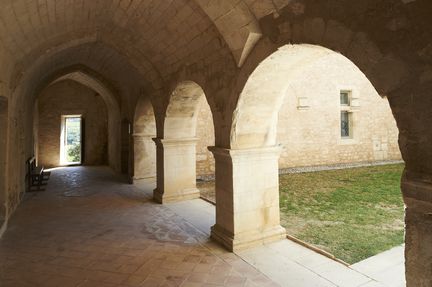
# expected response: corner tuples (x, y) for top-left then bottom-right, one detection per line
(209, 146), (286, 251)
(0, 1), (431, 284)
(153, 138), (200, 204)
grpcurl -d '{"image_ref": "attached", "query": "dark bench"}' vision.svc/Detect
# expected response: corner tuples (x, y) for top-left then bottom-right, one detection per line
(26, 157), (50, 191)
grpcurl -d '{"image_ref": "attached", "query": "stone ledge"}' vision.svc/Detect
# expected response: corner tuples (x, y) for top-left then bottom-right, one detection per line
(208, 145), (282, 163)
(279, 160), (404, 175)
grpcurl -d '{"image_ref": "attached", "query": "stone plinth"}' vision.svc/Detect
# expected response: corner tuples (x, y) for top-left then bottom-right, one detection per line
(208, 146), (286, 251)
(153, 138), (200, 203)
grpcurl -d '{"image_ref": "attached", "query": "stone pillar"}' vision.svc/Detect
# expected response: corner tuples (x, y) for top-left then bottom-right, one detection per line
(133, 133), (156, 181)
(402, 170), (432, 287)
(153, 138), (200, 203)
(0, 96), (7, 230)
(208, 146), (286, 252)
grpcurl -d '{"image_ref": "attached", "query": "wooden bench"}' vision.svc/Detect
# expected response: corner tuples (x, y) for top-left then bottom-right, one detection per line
(26, 157), (50, 191)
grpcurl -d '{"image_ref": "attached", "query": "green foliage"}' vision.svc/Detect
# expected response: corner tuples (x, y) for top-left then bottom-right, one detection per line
(65, 118), (81, 163)
(66, 144), (81, 163)
(279, 164), (405, 264)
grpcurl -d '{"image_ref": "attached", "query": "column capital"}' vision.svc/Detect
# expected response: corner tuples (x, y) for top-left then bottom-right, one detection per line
(208, 145), (283, 162)
(132, 133), (155, 142)
(132, 133), (155, 138)
(152, 137), (199, 147)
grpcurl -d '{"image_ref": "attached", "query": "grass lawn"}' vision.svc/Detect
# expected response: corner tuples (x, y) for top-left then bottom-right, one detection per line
(279, 164), (405, 264)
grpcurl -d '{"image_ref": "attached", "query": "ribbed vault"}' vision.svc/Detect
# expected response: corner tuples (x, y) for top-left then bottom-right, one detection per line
(0, 0), (232, 90)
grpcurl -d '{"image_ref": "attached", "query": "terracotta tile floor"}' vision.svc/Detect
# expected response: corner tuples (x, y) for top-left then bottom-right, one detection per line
(0, 166), (278, 287)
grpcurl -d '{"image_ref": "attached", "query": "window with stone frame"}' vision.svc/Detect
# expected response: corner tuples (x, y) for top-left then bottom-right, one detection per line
(340, 91), (353, 138)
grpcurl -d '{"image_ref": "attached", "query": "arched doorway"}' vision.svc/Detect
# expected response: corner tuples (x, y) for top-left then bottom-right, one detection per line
(37, 80), (109, 167)
(154, 81), (212, 203)
(35, 70), (122, 172)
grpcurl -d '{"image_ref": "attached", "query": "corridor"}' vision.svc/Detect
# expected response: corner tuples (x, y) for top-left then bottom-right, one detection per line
(0, 167), (277, 287)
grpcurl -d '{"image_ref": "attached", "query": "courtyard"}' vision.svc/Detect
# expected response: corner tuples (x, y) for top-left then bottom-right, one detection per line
(199, 163), (405, 264)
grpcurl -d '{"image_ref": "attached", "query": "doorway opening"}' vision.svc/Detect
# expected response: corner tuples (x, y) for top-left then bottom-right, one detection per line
(60, 115), (83, 165)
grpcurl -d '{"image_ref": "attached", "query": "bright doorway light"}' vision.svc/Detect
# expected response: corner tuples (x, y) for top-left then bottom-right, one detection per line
(60, 115), (82, 165)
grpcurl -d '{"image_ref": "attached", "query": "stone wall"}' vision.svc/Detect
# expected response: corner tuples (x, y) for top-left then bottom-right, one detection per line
(277, 51), (401, 168)
(196, 100), (215, 177)
(194, 51), (401, 177)
(37, 80), (108, 167)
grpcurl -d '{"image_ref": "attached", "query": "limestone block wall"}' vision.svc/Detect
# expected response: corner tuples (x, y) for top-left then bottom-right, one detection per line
(277, 52), (401, 168)
(37, 80), (108, 167)
(194, 52), (401, 176)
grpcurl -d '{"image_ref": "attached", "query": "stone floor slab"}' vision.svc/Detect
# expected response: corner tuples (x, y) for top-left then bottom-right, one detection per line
(0, 166), (407, 287)
(0, 167), (276, 287)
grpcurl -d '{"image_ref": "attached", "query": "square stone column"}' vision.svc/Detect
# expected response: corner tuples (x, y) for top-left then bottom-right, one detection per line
(133, 134), (156, 181)
(208, 146), (286, 252)
(402, 171), (432, 287)
(153, 138), (200, 203)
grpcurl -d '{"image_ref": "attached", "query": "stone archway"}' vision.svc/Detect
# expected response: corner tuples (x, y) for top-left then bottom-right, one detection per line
(38, 70), (122, 172)
(231, 45), (340, 149)
(209, 44), (405, 253)
(132, 96), (156, 182)
(153, 81), (207, 203)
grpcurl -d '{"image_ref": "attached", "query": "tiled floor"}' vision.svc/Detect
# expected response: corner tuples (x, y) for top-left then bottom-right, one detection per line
(0, 167), (278, 287)
(0, 166), (406, 287)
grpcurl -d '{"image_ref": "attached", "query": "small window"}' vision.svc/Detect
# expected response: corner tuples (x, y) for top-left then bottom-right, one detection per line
(340, 91), (350, 106)
(341, 111), (351, 138)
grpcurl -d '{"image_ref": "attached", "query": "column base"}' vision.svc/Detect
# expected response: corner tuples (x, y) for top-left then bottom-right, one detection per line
(153, 187), (200, 204)
(133, 175), (156, 182)
(211, 224), (286, 252)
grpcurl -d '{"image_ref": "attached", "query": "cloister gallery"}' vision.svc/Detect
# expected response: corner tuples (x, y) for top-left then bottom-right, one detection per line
(0, 1), (431, 286)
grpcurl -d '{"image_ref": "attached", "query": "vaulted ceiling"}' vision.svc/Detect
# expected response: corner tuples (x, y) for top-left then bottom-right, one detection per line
(0, 0), (286, 97)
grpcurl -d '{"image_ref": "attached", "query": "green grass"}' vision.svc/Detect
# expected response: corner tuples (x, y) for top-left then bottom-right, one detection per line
(279, 164), (405, 264)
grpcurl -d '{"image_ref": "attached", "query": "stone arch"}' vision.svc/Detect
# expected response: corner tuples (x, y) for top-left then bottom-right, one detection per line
(231, 42), (405, 150)
(133, 96), (157, 181)
(163, 81), (206, 139)
(208, 43), (406, 252)
(153, 81), (210, 203)
(40, 69), (122, 172)
(231, 44), (341, 149)
(0, 96), (8, 232)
